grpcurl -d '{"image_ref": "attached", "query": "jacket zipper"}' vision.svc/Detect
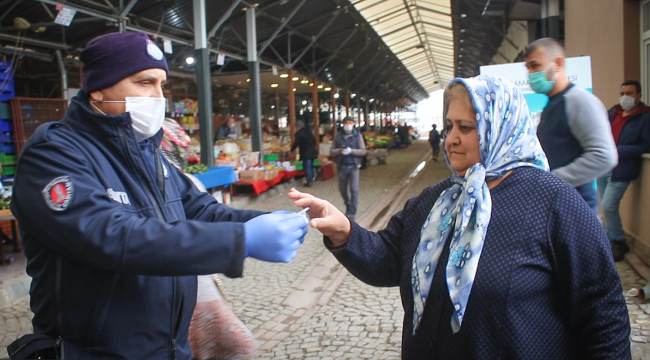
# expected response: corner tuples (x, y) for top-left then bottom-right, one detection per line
(56, 255), (64, 359)
(118, 128), (167, 220)
(119, 128), (180, 360)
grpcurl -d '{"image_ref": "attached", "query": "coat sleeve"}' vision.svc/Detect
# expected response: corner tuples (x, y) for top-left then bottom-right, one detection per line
(553, 89), (618, 186)
(617, 114), (650, 159)
(350, 134), (367, 157)
(330, 135), (342, 157)
(13, 137), (252, 278)
(548, 184), (631, 359)
(324, 197), (419, 287)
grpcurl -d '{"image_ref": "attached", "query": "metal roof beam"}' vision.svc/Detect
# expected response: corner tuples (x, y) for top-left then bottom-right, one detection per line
(289, 11), (339, 68)
(258, 0), (307, 56)
(316, 27), (358, 76)
(119, 0), (139, 19)
(332, 40), (373, 84)
(207, 0), (242, 39)
(37, 0), (118, 22)
(0, 32), (72, 50)
(464, 2), (518, 51)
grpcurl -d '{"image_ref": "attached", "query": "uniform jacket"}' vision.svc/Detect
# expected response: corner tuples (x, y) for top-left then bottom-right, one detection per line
(607, 103), (650, 182)
(12, 91), (264, 360)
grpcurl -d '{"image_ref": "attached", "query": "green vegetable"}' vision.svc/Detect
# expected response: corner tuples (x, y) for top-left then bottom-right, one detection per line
(0, 195), (11, 210)
(183, 164), (209, 174)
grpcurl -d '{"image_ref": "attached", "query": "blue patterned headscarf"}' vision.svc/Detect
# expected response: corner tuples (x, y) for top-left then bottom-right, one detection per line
(410, 75), (549, 334)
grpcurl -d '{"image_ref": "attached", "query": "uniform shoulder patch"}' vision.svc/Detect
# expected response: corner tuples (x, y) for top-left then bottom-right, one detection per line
(146, 39), (164, 61)
(42, 176), (74, 211)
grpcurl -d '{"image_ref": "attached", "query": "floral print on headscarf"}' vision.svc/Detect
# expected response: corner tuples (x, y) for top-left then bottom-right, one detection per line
(410, 75), (549, 334)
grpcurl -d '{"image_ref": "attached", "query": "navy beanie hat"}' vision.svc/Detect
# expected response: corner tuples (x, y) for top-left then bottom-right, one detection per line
(80, 32), (169, 92)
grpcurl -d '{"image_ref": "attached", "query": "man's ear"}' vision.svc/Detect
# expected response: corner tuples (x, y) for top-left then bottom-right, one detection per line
(637, 92), (643, 101)
(89, 90), (104, 102)
(555, 57), (565, 71)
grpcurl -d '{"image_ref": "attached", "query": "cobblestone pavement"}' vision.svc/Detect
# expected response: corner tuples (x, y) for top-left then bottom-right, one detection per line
(3, 142), (650, 360)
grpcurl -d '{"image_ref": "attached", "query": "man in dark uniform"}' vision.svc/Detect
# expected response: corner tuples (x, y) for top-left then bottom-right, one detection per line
(9, 32), (307, 360)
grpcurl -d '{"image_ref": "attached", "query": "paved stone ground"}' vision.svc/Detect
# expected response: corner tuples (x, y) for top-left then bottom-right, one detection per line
(3, 142), (650, 359)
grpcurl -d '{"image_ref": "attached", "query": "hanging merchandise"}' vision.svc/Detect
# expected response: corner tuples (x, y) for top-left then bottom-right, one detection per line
(54, 4), (77, 26)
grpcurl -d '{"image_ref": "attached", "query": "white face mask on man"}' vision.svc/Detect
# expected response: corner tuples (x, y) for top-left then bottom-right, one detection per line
(91, 97), (166, 142)
(620, 95), (637, 111)
(343, 125), (354, 132)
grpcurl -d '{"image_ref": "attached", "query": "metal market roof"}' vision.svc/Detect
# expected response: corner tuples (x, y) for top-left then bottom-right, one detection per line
(351, 0), (454, 93)
(0, 0), (434, 105)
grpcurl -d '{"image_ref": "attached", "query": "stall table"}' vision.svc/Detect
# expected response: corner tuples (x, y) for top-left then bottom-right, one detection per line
(0, 209), (19, 265)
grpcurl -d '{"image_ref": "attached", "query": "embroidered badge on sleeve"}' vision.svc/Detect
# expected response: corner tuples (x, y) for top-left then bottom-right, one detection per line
(42, 176), (74, 211)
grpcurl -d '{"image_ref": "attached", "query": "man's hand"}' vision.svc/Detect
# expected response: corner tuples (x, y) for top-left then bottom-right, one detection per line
(288, 188), (351, 247)
(244, 212), (308, 262)
(341, 147), (352, 156)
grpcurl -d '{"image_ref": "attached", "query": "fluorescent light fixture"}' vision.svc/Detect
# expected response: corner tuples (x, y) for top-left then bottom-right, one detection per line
(185, 57), (195, 65)
(280, 74), (289, 78)
(302, 100), (308, 105)
(333, 93), (340, 99)
(317, 85), (323, 89)
(324, 87), (332, 91)
(292, 77), (300, 81)
(270, 83), (279, 88)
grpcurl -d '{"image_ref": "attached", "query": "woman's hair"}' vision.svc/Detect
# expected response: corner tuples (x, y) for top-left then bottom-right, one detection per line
(444, 82), (474, 115)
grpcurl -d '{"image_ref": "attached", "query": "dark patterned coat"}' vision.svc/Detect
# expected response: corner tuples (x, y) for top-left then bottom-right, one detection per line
(328, 167), (631, 360)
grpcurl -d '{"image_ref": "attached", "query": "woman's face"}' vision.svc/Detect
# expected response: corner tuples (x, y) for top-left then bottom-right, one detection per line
(445, 97), (481, 177)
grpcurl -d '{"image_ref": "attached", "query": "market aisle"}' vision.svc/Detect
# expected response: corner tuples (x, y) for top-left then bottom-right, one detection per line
(219, 142), (452, 359)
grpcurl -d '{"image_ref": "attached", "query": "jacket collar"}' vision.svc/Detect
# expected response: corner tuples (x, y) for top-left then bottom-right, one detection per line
(611, 102), (650, 120)
(63, 90), (163, 146)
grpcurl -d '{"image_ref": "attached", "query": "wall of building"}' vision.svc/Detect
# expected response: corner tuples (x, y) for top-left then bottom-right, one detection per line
(565, 0), (627, 108)
(565, 0), (641, 107)
(620, 156), (650, 264)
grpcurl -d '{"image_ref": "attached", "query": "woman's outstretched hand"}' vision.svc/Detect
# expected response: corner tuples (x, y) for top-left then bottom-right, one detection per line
(288, 188), (352, 247)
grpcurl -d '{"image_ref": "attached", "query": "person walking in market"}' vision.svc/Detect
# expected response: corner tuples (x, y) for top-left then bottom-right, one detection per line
(525, 37), (617, 215)
(8, 32), (308, 360)
(331, 116), (366, 220)
(290, 120), (318, 187)
(598, 80), (650, 261)
(429, 124), (441, 161)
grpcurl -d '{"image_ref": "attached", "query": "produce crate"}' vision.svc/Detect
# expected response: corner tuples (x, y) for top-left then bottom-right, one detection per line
(0, 120), (12, 132)
(263, 154), (279, 162)
(2, 165), (15, 176)
(0, 154), (16, 164)
(0, 133), (13, 142)
(0, 102), (10, 119)
(0, 144), (14, 153)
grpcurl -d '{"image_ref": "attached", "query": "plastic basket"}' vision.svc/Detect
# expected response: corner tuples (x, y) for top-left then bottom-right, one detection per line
(0, 133), (13, 142)
(2, 166), (15, 176)
(0, 102), (10, 119)
(0, 120), (13, 132)
(0, 154), (16, 164)
(0, 144), (15, 154)
(263, 154), (279, 162)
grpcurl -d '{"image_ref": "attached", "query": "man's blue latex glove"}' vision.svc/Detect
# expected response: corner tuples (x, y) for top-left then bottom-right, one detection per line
(244, 212), (308, 263)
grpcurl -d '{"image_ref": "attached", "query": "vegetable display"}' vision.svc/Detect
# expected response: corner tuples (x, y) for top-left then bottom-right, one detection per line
(184, 164), (209, 174)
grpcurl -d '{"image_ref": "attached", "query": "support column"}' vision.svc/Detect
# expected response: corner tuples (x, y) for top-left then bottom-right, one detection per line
(345, 91), (350, 118)
(364, 97), (368, 127)
(55, 50), (68, 100)
(274, 93), (280, 121)
(312, 78), (319, 148)
(331, 86), (337, 139)
(246, 5), (263, 163)
(193, 0), (214, 166)
(541, 0), (560, 40)
(288, 70), (297, 143)
(356, 94), (361, 126)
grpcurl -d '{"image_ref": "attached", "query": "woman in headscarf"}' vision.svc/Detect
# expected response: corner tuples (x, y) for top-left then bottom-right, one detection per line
(289, 75), (630, 359)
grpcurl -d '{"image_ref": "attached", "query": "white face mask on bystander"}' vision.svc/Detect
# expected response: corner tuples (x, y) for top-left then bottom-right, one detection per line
(620, 95), (637, 111)
(91, 97), (166, 141)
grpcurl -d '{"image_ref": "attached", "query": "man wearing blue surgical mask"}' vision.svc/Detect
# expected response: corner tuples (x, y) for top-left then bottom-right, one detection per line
(8, 32), (308, 360)
(525, 38), (617, 218)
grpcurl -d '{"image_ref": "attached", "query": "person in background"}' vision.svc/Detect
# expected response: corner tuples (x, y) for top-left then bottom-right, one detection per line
(291, 121), (318, 187)
(525, 37), (617, 214)
(598, 80), (650, 261)
(429, 124), (441, 161)
(330, 116), (366, 220)
(214, 117), (235, 143)
(290, 75), (630, 359)
(8, 32), (308, 360)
